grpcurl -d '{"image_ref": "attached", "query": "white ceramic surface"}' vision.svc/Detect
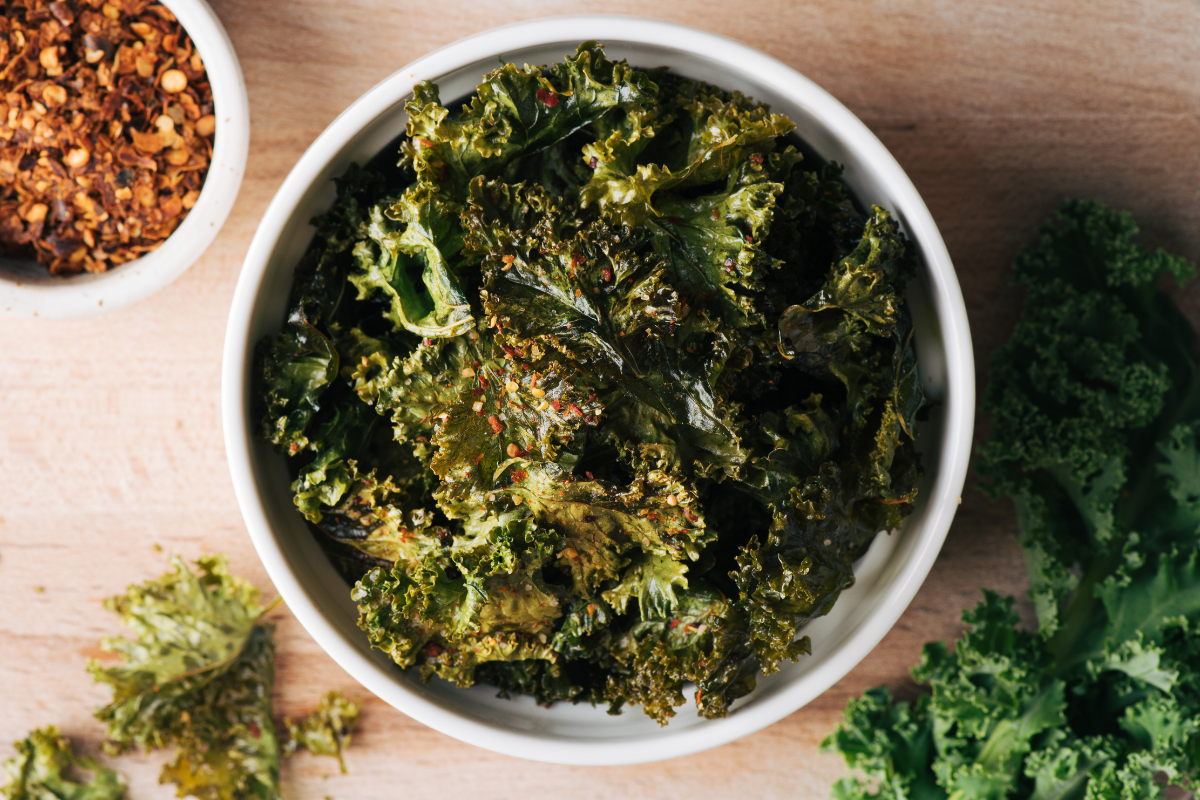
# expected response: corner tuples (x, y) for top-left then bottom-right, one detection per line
(222, 16), (975, 765)
(0, 0), (249, 319)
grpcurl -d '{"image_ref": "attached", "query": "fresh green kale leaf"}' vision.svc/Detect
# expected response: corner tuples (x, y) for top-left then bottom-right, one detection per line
(827, 200), (1200, 800)
(822, 688), (939, 800)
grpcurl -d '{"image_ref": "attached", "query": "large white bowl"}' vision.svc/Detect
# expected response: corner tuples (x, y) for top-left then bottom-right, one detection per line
(222, 16), (974, 766)
(0, 0), (249, 319)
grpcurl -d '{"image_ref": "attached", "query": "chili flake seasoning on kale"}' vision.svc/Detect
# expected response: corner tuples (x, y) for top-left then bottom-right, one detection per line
(254, 42), (924, 725)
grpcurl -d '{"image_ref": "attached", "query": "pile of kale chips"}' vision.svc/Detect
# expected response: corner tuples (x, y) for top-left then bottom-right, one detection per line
(824, 201), (1200, 797)
(257, 42), (923, 724)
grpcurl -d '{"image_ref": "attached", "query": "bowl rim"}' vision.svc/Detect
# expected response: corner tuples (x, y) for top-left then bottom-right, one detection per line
(222, 14), (975, 765)
(0, 0), (249, 320)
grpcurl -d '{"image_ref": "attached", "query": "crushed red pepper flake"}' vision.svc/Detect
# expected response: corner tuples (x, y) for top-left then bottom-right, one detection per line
(535, 87), (558, 107)
(0, 0), (217, 275)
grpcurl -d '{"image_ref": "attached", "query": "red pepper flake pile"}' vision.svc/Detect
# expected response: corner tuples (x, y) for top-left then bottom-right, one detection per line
(0, 0), (216, 274)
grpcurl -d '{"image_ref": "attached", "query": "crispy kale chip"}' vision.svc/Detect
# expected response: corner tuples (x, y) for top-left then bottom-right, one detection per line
(825, 200), (1200, 798)
(281, 691), (362, 774)
(89, 555), (282, 800)
(255, 42), (923, 724)
(88, 556), (363, 799)
(2, 727), (125, 800)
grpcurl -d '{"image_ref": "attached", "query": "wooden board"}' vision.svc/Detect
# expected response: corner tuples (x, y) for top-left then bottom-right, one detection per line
(2, 1), (1198, 796)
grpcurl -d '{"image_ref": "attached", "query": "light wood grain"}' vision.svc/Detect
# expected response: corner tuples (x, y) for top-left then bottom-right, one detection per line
(2, 1), (1199, 797)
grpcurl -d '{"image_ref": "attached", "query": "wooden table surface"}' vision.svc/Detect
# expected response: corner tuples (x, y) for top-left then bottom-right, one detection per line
(3, 2), (1199, 797)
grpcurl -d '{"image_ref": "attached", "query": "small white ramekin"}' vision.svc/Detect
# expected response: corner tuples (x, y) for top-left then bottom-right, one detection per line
(0, 0), (249, 319)
(223, 16), (974, 766)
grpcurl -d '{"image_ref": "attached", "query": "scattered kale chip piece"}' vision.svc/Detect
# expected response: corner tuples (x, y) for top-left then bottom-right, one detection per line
(88, 555), (362, 799)
(281, 691), (362, 774)
(2, 727), (125, 800)
(256, 41), (924, 724)
(823, 200), (1200, 797)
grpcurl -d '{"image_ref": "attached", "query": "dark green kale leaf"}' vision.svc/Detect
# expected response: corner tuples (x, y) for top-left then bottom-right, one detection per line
(601, 584), (727, 725)
(348, 187), (473, 338)
(825, 200), (1200, 799)
(2, 727), (125, 800)
(89, 556), (282, 800)
(255, 150), (412, 454)
(777, 206), (918, 432)
(258, 305), (338, 452)
(304, 459), (443, 567)
(281, 691), (362, 774)
(290, 386), (379, 522)
(351, 512), (567, 687)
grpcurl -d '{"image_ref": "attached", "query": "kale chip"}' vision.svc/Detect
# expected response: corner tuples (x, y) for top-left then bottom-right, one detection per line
(256, 41), (923, 724)
(88, 555), (362, 799)
(2, 727), (125, 800)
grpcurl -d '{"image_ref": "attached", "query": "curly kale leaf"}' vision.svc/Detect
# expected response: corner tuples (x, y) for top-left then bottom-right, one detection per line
(504, 461), (713, 597)
(826, 200), (1200, 800)
(471, 181), (749, 475)
(826, 590), (1200, 800)
(976, 200), (1198, 639)
(402, 41), (655, 194)
(650, 160), (791, 328)
(348, 188), (473, 338)
(601, 584), (726, 725)
(580, 77), (795, 227)
(305, 459), (443, 566)
(89, 556), (282, 800)
(351, 521), (565, 687)
(346, 322), (600, 502)
(290, 157), (411, 331)
(258, 305), (339, 452)
(823, 689), (939, 800)
(603, 551), (690, 620)
(740, 394), (838, 504)
(281, 691), (361, 774)
(475, 660), (582, 706)
(2, 727), (125, 800)
(290, 387), (379, 522)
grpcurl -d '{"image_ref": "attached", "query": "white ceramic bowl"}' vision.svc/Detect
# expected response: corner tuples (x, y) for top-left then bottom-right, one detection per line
(0, 0), (249, 319)
(223, 16), (974, 765)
